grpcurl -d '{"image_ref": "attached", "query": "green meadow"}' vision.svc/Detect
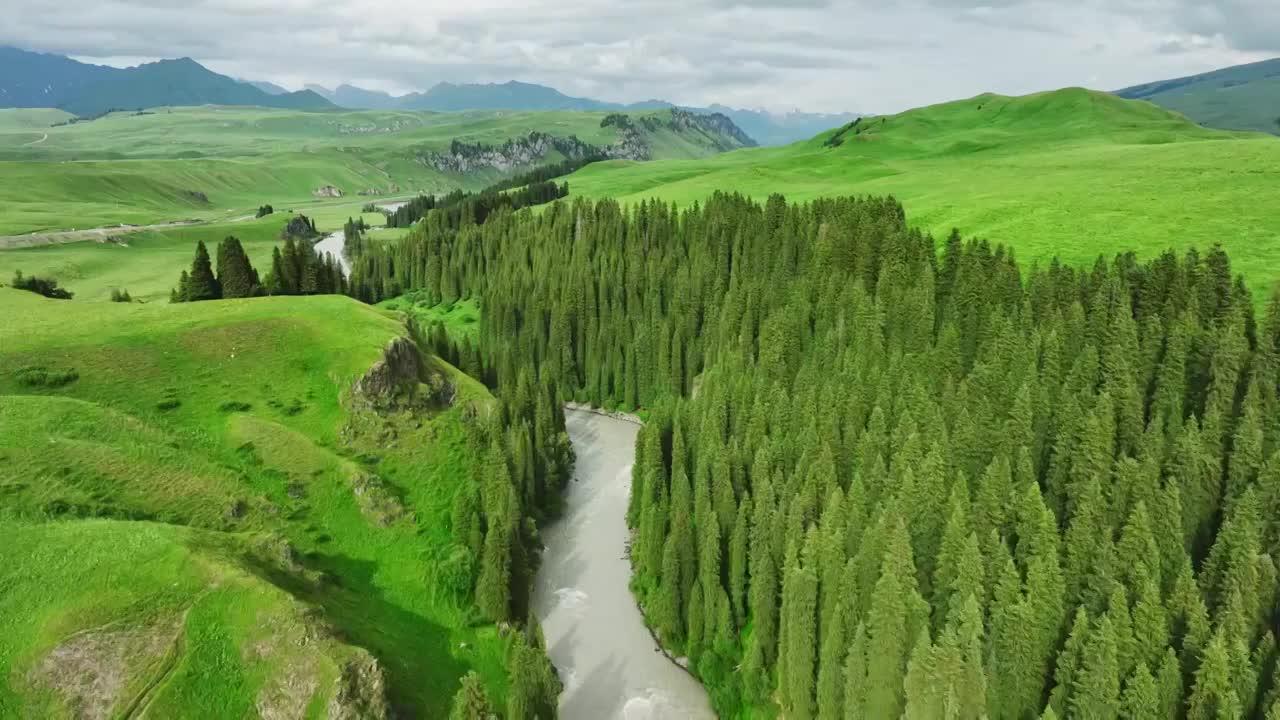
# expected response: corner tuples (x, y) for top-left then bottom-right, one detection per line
(0, 105), (740, 235)
(0, 289), (511, 717)
(569, 88), (1280, 295)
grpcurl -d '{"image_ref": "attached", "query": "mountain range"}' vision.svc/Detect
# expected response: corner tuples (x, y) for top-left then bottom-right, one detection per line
(0, 47), (333, 117)
(1116, 57), (1280, 135)
(293, 81), (861, 146)
(5, 45), (1277, 144)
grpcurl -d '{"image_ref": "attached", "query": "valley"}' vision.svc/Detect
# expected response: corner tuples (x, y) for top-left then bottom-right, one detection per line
(2, 34), (1280, 720)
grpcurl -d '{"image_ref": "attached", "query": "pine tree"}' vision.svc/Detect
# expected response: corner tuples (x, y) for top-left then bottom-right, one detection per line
(216, 235), (258, 298)
(476, 523), (512, 622)
(185, 239), (221, 301)
(1070, 615), (1121, 720)
(842, 623), (868, 720)
(1120, 663), (1160, 720)
(449, 672), (494, 720)
(1187, 631), (1242, 720)
(865, 518), (927, 719)
(781, 558), (818, 720)
(815, 603), (845, 720)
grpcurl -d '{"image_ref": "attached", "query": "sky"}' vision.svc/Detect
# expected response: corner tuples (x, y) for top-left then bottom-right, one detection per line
(4, 0), (1277, 114)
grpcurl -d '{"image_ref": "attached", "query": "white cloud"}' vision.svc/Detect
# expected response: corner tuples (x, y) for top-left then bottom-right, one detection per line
(5, 0), (1276, 113)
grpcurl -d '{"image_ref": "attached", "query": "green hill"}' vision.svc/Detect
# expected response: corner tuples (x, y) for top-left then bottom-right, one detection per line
(0, 105), (753, 235)
(567, 87), (1280, 296)
(1116, 57), (1280, 135)
(0, 289), (512, 717)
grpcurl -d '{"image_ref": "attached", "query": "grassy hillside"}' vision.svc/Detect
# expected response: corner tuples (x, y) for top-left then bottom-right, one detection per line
(0, 289), (510, 717)
(568, 88), (1280, 295)
(0, 208), (394, 303)
(0, 105), (750, 235)
(1116, 57), (1280, 135)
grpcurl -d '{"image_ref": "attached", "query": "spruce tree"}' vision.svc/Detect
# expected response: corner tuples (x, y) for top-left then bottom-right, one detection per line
(216, 236), (258, 298)
(185, 239), (221, 301)
(449, 672), (494, 720)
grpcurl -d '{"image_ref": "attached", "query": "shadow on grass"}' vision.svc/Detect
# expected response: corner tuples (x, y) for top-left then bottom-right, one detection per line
(243, 549), (467, 717)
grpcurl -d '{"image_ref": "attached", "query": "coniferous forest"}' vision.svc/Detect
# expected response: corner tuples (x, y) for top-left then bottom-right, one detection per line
(348, 193), (1280, 719)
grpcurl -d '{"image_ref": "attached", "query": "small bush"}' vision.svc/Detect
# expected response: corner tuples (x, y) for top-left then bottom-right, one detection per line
(109, 288), (132, 303)
(10, 271), (73, 300)
(256, 204), (274, 218)
(15, 366), (79, 388)
(156, 398), (181, 411)
(219, 400), (253, 413)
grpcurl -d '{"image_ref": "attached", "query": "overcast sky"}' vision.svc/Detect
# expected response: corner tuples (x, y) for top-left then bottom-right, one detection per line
(5, 0), (1277, 114)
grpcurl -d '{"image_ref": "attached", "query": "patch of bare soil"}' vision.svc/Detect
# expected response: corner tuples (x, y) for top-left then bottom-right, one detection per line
(28, 614), (183, 719)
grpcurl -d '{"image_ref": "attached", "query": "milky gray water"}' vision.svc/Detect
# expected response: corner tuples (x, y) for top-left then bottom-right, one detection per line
(534, 409), (716, 720)
(313, 231), (349, 274)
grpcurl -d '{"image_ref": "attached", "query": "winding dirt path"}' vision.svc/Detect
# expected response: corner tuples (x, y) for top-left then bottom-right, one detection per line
(22, 133), (49, 147)
(0, 220), (207, 250)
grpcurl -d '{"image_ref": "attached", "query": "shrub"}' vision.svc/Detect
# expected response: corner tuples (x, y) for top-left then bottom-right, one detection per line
(10, 271), (73, 300)
(109, 288), (132, 303)
(256, 204), (274, 218)
(15, 366), (79, 388)
(156, 398), (181, 411)
(219, 401), (253, 412)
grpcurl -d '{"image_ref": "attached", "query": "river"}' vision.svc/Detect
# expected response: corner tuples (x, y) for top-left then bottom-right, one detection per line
(313, 231), (349, 275)
(533, 409), (716, 720)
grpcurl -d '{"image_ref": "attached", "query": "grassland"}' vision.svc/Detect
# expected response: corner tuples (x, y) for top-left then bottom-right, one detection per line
(0, 105), (744, 235)
(568, 88), (1280, 296)
(0, 202), (405, 303)
(0, 288), (510, 717)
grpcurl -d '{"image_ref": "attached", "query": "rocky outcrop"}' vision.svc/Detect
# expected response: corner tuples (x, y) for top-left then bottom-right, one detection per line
(280, 214), (319, 240)
(350, 337), (455, 412)
(352, 337), (423, 401)
(328, 653), (390, 720)
(421, 132), (612, 173)
(420, 109), (752, 174)
(312, 185), (344, 198)
(640, 108), (757, 150)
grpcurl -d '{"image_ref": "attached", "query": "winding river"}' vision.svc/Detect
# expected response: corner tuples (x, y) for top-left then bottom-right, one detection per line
(313, 231), (349, 274)
(533, 409), (716, 719)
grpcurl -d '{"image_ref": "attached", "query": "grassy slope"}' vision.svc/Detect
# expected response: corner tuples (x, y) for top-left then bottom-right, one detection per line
(0, 106), (745, 235)
(0, 206), (397, 303)
(1116, 57), (1280, 135)
(0, 289), (507, 717)
(568, 88), (1280, 295)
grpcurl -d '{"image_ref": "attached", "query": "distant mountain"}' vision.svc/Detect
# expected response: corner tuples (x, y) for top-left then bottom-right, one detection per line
(1116, 58), (1280, 135)
(0, 47), (115, 109)
(320, 84), (402, 110)
(404, 80), (614, 111)
(706, 105), (861, 147)
(246, 80), (288, 95)
(0, 47), (335, 116)
(306, 79), (860, 145)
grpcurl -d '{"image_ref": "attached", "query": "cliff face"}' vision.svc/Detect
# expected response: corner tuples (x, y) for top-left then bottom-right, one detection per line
(420, 109), (754, 174)
(422, 131), (627, 172)
(666, 108), (759, 149)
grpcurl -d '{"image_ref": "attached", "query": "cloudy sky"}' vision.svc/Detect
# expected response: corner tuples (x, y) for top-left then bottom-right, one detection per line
(4, 0), (1277, 114)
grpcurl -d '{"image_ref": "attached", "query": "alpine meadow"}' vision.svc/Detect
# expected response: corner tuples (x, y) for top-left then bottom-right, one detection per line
(2, 6), (1280, 720)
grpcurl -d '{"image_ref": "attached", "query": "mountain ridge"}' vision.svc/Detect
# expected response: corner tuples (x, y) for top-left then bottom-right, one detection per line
(1115, 57), (1280, 134)
(304, 80), (859, 145)
(0, 47), (335, 117)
